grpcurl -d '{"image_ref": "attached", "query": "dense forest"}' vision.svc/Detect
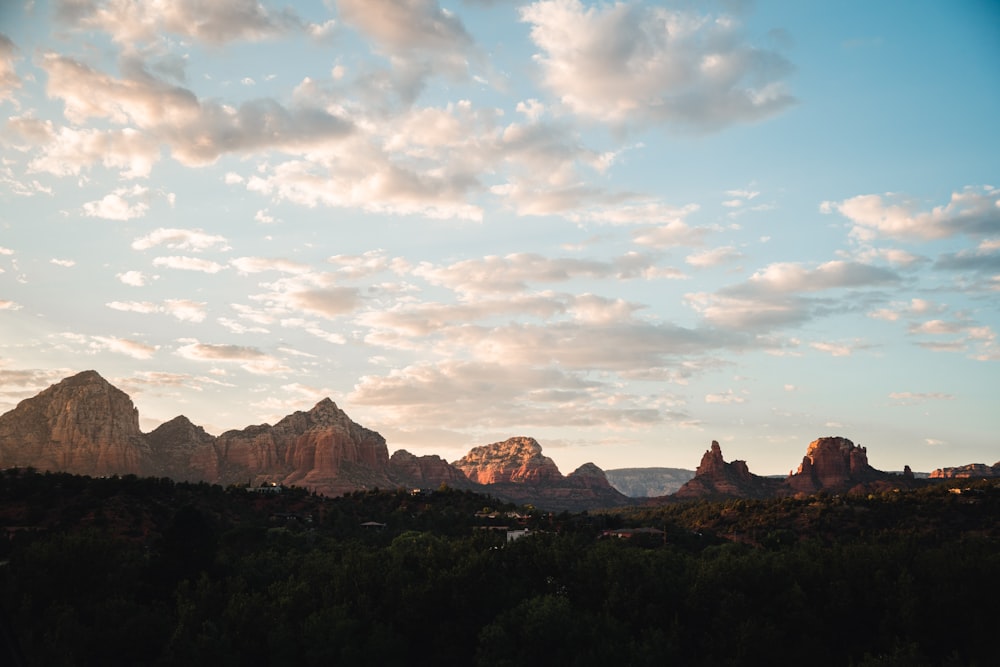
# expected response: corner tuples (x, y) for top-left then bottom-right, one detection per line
(1, 468), (997, 666)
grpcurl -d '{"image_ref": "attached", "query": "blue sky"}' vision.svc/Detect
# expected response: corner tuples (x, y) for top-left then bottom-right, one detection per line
(1, 0), (997, 475)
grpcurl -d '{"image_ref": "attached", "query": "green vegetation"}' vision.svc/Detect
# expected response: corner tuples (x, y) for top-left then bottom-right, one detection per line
(1, 469), (997, 666)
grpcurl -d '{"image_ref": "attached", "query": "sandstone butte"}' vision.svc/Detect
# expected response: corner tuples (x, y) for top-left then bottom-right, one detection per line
(672, 437), (917, 500)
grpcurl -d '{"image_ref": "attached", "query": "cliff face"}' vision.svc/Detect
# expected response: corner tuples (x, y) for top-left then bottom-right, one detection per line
(0, 371), (149, 477)
(452, 437), (564, 485)
(673, 441), (780, 500)
(785, 436), (887, 494)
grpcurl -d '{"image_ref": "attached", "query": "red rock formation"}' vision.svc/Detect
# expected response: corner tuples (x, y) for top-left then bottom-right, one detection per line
(452, 436), (564, 485)
(785, 436), (886, 494)
(147, 415), (217, 482)
(673, 441), (779, 500)
(0, 370), (149, 476)
(929, 462), (1000, 479)
(218, 398), (393, 495)
(387, 450), (473, 489)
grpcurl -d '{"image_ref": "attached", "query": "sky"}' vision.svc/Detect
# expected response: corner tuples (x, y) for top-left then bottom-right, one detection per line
(0, 0), (998, 476)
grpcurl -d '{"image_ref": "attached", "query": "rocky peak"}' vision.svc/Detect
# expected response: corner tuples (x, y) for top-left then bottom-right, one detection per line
(696, 441), (727, 476)
(565, 462), (615, 489)
(388, 450), (473, 489)
(452, 436), (564, 485)
(674, 440), (778, 500)
(0, 369), (147, 476)
(785, 436), (885, 494)
(147, 416), (217, 482)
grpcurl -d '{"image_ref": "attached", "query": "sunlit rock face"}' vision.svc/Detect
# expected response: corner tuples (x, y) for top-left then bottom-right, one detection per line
(785, 436), (885, 494)
(0, 373), (395, 496)
(0, 370), (149, 476)
(452, 436), (564, 485)
(929, 462), (1000, 479)
(241, 398), (393, 495)
(673, 441), (779, 500)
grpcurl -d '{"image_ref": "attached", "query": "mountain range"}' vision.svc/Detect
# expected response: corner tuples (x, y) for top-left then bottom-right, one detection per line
(0, 371), (996, 510)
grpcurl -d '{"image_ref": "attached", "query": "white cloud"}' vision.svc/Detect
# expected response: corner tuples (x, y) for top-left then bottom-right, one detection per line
(632, 220), (710, 248)
(338, 0), (472, 56)
(90, 335), (157, 359)
(685, 292), (808, 330)
(132, 227), (228, 252)
(686, 246), (742, 268)
(410, 252), (664, 295)
(106, 300), (158, 314)
(249, 273), (362, 320)
(56, 0), (306, 46)
(175, 340), (289, 374)
(28, 126), (158, 179)
(163, 299), (207, 322)
(50, 258), (75, 267)
(0, 34), (22, 102)
(705, 389), (745, 404)
(41, 52), (353, 166)
(0, 300), (21, 311)
(117, 270), (147, 286)
(349, 359), (674, 431)
(810, 341), (852, 357)
(82, 187), (151, 220)
(519, 0), (794, 130)
(869, 298), (941, 322)
(230, 256), (312, 275)
(153, 256), (225, 273)
(823, 186), (1000, 241)
(735, 260), (900, 294)
(889, 392), (955, 405)
(106, 298), (205, 322)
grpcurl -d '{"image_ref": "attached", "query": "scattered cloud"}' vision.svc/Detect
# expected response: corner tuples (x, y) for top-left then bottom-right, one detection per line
(810, 341), (853, 357)
(152, 256), (226, 273)
(705, 389), (746, 404)
(0, 34), (22, 102)
(117, 270), (147, 286)
(106, 298), (206, 322)
(823, 186), (1000, 241)
(90, 335), (157, 359)
(176, 340), (290, 374)
(889, 392), (955, 406)
(132, 228), (228, 252)
(82, 185), (154, 220)
(686, 246), (743, 268)
(519, 0), (795, 130)
(55, 0), (308, 46)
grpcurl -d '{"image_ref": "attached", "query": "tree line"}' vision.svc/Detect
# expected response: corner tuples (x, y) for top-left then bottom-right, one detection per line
(1, 468), (997, 666)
